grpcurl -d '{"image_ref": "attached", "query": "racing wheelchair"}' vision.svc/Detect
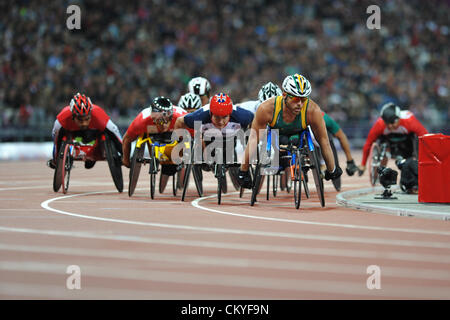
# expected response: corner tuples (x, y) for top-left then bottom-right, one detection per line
(368, 133), (418, 186)
(250, 126), (325, 209)
(52, 131), (123, 194)
(128, 133), (186, 199)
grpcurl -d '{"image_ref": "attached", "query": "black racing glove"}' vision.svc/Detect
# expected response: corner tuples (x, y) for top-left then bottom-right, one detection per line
(325, 166), (343, 181)
(346, 160), (358, 176)
(238, 169), (253, 189)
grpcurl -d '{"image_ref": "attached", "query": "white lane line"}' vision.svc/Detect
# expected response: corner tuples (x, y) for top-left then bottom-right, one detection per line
(24, 191), (450, 249)
(1, 243), (449, 281)
(191, 193), (450, 236)
(0, 182), (121, 192)
(1, 226), (449, 263)
(0, 282), (237, 300)
(39, 191), (450, 247)
(1, 261), (449, 299)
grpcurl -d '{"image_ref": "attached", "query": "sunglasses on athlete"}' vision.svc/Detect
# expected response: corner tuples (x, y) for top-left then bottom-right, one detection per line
(286, 94), (308, 103)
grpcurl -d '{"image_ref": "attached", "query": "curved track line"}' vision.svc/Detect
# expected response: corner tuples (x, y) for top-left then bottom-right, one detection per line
(39, 191), (450, 248)
(191, 193), (450, 236)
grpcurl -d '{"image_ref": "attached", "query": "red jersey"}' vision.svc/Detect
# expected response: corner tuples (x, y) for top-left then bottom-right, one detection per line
(125, 106), (191, 140)
(57, 104), (110, 131)
(362, 111), (428, 165)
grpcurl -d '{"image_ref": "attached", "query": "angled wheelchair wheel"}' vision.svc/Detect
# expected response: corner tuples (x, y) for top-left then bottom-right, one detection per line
(307, 145), (325, 207)
(128, 143), (145, 197)
(328, 134), (341, 191)
(216, 164), (225, 205)
(273, 174), (278, 197)
(250, 164), (262, 206)
(104, 135), (123, 193)
(181, 163), (192, 202)
(53, 142), (66, 192)
(228, 167), (241, 191)
(368, 143), (381, 186)
(293, 151), (302, 209)
(172, 173), (177, 196)
(149, 145), (157, 199)
(159, 173), (170, 194)
(285, 167), (292, 193)
(302, 168), (310, 199)
(192, 164), (203, 197)
(266, 172), (270, 200)
(61, 143), (72, 194)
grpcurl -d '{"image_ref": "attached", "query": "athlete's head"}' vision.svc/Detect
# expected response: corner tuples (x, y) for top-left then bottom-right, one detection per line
(258, 82), (282, 102)
(70, 93), (93, 130)
(209, 93), (233, 129)
(178, 93), (202, 113)
(188, 77), (211, 106)
(380, 102), (401, 130)
(281, 74), (311, 114)
(151, 96), (173, 126)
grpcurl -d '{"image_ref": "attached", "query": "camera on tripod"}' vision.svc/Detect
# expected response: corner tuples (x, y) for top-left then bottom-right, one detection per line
(375, 166), (398, 199)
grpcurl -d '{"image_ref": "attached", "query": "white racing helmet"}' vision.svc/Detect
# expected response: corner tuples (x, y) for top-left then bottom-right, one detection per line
(258, 82), (282, 102)
(282, 73), (312, 97)
(188, 77), (211, 96)
(178, 92), (202, 110)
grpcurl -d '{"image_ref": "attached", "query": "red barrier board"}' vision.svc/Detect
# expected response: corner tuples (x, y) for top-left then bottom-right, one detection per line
(418, 134), (450, 203)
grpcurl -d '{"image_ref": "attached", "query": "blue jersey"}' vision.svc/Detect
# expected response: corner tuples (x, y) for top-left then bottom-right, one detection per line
(184, 104), (254, 136)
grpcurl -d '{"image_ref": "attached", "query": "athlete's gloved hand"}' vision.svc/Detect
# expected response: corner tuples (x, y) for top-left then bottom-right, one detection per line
(238, 169), (253, 189)
(324, 166), (343, 181)
(47, 159), (56, 170)
(346, 160), (359, 176)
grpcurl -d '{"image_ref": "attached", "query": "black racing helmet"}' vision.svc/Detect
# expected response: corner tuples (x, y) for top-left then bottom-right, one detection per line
(380, 102), (400, 124)
(152, 96), (173, 117)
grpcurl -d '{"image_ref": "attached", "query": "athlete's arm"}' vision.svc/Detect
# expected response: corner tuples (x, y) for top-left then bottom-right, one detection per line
(105, 119), (123, 143)
(121, 132), (133, 168)
(51, 119), (63, 161)
(360, 119), (384, 169)
(309, 104), (335, 172)
(334, 129), (353, 162)
(174, 116), (189, 130)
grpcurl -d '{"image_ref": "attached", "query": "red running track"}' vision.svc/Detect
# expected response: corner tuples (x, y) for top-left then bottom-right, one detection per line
(0, 157), (449, 299)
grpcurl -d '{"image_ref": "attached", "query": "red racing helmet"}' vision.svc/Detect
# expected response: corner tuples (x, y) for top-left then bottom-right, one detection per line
(209, 93), (233, 117)
(70, 93), (93, 116)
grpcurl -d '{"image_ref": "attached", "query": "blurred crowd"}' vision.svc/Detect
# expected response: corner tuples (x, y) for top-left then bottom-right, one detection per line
(0, 0), (448, 138)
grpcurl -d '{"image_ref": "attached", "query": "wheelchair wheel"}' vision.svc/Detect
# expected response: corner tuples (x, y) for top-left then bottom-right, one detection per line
(266, 172), (270, 200)
(192, 164), (203, 197)
(250, 164), (262, 206)
(328, 135), (341, 191)
(149, 145), (157, 199)
(61, 143), (72, 194)
(302, 168), (310, 199)
(104, 135), (123, 193)
(273, 174), (278, 197)
(181, 163), (192, 202)
(307, 145), (325, 207)
(216, 164), (225, 205)
(128, 144), (145, 197)
(293, 150), (302, 209)
(368, 143), (381, 186)
(228, 167), (241, 191)
(172, 173), (177, 196)
(53, 142), (66, 192)
(285, 167), (292, 193)
(159, 174), (170, 194)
